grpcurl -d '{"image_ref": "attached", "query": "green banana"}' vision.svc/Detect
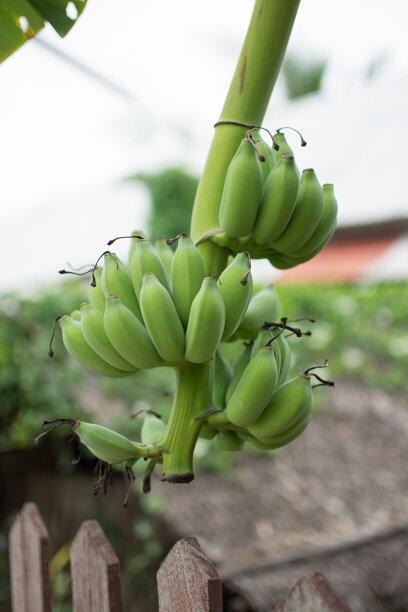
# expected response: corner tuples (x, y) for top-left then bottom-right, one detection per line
(248, 374), (313, 439)
(225, 342), (253, 403)
(101, 252), (142, 319)
(289, 183), (338, 257)
(171, 235), (205, 328)
(272, 169), (323, 254)
(212, 352), (233, 409)
(272, 132), (294, 161)
(237, 286), (281, 338)
(88, 268), (105, 313)
(199, 424), (217, 440)
(154, 238), (174, 283)
(218, 252), (253, 340)
(70, 309), (81, 321)
(275, 333), (292, 384)
(242, 415), (309, 449)
(139, 273), (185, 363)
(216, 430), (244, 452)
(80, 302), (135, 371)
(226, 346), (278, 427)
(74, 421), (141, 464)
(141, 415), (166, 445)
(251, 326), (275, 359)
(59, 316), (131, 378)
(104, 296), (163, 369)
(127, 230), (145, 266)
(252, 153), (299, 244)
(219, 138), (263, 238)
(250, 130), (275, 181)
(185, 277), (225, 363)
(270, 223), (336, 268)
(130, 238), (170, 299)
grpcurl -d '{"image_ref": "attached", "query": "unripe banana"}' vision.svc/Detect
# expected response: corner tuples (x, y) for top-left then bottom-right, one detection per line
(270, 223), (336, 269)
(219, 138), (263, 238)
(272, 132), (294, 161)
(251, 330), (291, 383)
(251, 130), (275, 182)
(141, 415), (166, 445)
(154, 238), (174, 283)
(257, 407), (310, 445)
(237, 286), (281, 339)
(139, 273), (185, 363)
(289, 183), (338, 257)
(127, 230), (145, 266)
(74, 421), (141, 464)
(226, 346), (278, 427)
(59, 316), (131, 378)
(242, 415), (309, 449)
(218, 252), (253, 340)
(101, 253), (142, 319)
(216, 430), (244, 452)
(88, 268), (106, 313)
(248, 375), (313, 439)
(80, 302), (136, 371)
(171, 235), (205, 328)
(225, 342), (253, 403)
(199, 424), (217, 440)
(212, 352), (233, 408)
(275, 333), (292, 384)
(272, 169), (323, 254)
(252, 154), (299, 244)
(185, 277), (225, 363)
(130, 238), (170, 298)
(71, 309), (81, 321)
(104, 296), (163, 369)
(251, 327), (274, 359)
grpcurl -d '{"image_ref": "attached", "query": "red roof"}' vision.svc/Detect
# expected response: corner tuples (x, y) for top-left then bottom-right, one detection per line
(277, 236), (395, 284)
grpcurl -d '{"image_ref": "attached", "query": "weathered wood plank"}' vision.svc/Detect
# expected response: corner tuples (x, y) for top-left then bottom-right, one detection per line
(273, 572), (351, 612)
(9, 502), (51, 612)
(70, 519), (122, 612)
(157, 536), (222, 612)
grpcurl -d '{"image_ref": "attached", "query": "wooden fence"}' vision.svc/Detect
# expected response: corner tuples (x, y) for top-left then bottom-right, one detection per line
(8, 502), (350, 611)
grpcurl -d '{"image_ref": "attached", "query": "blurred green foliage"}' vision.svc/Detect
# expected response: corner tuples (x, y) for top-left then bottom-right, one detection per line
(282, 54), (327, 99)
(131, 167), (198, 239)
(276, 282), (408, 393)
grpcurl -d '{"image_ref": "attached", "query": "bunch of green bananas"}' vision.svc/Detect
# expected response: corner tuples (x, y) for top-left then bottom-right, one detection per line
(46, 127), (338, 498)
(213, 129), (338, 269)
(56, 236), (255, 377)
(199, 337), (330, 453)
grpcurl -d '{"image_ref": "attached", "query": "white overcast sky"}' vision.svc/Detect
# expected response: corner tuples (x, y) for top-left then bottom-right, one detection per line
(1, 0), (408, 291)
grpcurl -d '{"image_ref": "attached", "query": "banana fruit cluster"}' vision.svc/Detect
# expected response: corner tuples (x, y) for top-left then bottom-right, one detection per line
(215, 130), (338, 269)
(198, 322), (316, 452)
(58, 236), (256, 377)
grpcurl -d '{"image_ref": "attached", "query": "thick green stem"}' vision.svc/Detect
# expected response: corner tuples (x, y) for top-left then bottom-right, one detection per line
(190, 0), (301, 275)
(161, 362), (210, 482)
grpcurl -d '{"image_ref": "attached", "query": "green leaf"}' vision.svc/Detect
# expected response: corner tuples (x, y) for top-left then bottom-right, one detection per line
(0, 0), (86, 63)
(29, 0), (86, 36)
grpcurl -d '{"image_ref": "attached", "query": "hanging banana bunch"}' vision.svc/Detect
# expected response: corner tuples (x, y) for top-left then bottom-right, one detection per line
(210, 126), (337, 268)
(44, 121), (337, 501)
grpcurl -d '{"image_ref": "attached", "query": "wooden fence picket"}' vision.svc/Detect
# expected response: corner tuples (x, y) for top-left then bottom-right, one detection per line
(273, 572), (351, 612)
(9, 502), (51, 612)
(70, 519), (122, 612)
(157, 536), (223, 612)
(8, 503), (358, 612)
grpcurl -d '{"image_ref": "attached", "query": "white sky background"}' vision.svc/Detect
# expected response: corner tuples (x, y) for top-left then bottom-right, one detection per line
(1, 0), (408, 291)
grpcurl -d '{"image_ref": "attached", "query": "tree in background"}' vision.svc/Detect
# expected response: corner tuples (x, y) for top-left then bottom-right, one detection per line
(283, 54), (326, 99)
(132, 168), (198, 239)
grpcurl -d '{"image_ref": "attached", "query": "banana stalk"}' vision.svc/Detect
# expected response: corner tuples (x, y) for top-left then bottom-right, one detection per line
(156, 0), (301, 482)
